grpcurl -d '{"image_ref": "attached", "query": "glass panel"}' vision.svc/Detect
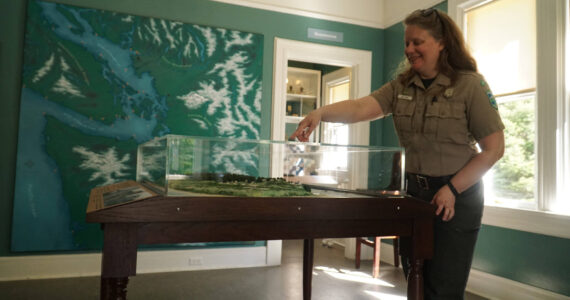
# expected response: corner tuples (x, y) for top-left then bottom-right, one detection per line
(484, 94), (536, 209)
(285, 99), (301, 117)
(465, 0), (536, 95)
(136, 135), (405, 197)
(136, 136), (167, 194)
(285, 96), (317, 117)
(287, 69), (319, 96)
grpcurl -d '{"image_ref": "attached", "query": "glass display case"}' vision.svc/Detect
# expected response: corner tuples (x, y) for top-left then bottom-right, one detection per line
(136, 135), (405, 197)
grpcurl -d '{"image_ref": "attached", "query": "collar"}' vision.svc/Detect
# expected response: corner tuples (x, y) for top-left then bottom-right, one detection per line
(409, 73), (451, 89)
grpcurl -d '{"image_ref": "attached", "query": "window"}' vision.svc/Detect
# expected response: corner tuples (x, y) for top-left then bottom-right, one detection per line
(449, 0), (570, 238)
(321, 70), (351, 172)
(464, 0), (537, 210)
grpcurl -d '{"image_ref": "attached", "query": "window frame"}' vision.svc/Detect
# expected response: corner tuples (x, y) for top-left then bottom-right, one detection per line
(484, 90), (537, 210)
(448, 0), (570, 239)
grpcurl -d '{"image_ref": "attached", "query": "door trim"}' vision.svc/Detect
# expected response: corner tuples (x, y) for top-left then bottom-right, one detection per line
(271, 38), (372, 145)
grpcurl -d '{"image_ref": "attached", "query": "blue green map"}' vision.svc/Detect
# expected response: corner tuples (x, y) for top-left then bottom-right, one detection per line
(13, 0), (263, 251)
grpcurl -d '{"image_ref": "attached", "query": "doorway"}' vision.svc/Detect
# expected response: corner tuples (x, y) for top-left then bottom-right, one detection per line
(271, 38), (373, 260)
(271, 38), (372, 145)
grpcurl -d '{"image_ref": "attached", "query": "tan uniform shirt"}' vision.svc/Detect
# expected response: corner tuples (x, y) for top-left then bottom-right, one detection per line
(370, 71), (505, 177)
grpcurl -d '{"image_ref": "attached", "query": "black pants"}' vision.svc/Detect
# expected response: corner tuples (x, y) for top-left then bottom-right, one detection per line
(401, 174), (484, 300)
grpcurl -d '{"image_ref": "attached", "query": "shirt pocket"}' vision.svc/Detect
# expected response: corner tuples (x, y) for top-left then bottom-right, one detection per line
(393, 99), (416, 134)
(424, 101), (468, 144)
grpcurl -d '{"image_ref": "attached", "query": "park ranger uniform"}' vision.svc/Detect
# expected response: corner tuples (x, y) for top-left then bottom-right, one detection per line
(370, 71), (504, 300)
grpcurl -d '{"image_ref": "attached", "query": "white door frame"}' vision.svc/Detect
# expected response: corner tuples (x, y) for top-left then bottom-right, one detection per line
(271, 38), (373, 259)
(271, 38), (372, 145)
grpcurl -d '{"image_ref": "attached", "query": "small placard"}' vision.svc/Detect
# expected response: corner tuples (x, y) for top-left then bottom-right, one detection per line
(87, 180), (157, 212)
(308, 28), (344, 43)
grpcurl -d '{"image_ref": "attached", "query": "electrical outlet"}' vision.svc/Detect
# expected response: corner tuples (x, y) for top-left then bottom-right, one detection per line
(188, 257), (203, 266)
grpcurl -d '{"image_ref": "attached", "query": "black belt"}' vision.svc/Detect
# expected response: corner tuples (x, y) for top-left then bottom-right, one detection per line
(406, 173), (453, 191)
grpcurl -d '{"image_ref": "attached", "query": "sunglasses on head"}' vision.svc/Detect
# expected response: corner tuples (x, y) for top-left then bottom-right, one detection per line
(417, 8), (444, 32)
(420, 8), (440, 18)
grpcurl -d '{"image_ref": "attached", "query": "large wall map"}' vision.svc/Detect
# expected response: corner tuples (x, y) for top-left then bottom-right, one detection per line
(12, 0), (263, 251)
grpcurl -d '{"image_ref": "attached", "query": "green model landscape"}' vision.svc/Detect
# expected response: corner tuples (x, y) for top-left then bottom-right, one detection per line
(168, 173), (313, 197)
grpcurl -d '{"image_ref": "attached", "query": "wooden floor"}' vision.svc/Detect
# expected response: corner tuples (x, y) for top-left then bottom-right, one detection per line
(0, 239), (487, 299)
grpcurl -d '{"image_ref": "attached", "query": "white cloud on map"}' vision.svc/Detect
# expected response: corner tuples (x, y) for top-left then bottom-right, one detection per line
(211, 142), (258, 174)
(161, 19), (176, 49)
(32, 54), (55, 83)
(53, 75), (84, 98)
(73, 146), (131, 186)
(194, 25), (217, 57)
(224, 31), (253, 52)
(208, 51), (261, 138)
(122, 15), (133, 23)
(60, 57), (71, 72)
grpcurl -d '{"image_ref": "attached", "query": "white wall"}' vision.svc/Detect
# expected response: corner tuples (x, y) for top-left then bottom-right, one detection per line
(383, 0), (444, 27)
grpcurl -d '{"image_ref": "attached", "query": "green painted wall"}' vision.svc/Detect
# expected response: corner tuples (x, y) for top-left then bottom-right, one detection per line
(475, 225), (570, 296)
(0, 0), (384, 255)
(380, 1), (570, 296)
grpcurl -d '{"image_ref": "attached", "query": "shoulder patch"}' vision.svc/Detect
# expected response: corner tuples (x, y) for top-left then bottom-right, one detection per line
(480, 80), (486, 87)
(486, 90), (498, 110)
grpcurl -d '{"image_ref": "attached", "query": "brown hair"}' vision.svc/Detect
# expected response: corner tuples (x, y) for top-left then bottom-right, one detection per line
(398, 9), (477, 85)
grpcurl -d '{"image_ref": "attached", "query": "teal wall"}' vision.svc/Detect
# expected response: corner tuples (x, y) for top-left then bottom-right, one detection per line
(0, 0), (384, 255)
(474, 225), (570, 296)
(380, 2), (570, 296)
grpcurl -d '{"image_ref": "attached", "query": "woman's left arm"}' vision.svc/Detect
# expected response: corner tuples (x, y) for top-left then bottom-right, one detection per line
(431, 130), (505, 221)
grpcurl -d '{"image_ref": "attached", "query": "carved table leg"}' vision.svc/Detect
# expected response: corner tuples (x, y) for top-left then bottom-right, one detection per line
(407, 258), (424, 300)
(101, 277), (129, 300)
(100, 223), (137, 300)
(303, 239), (315, 300)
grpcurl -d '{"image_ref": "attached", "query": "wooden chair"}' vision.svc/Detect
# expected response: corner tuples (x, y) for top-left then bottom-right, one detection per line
(355, 236), (399, 278)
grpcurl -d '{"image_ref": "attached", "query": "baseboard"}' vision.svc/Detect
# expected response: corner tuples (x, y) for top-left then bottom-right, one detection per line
(377, 243), (569, 300)
(0, 245), (275, 281)
(466, 269), (570, 300)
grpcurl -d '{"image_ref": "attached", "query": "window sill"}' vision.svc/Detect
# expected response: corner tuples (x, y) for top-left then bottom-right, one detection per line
(482, 205), (570, 239)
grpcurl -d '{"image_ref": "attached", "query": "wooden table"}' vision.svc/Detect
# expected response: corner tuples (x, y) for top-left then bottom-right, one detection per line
(86, 181), (435, 300)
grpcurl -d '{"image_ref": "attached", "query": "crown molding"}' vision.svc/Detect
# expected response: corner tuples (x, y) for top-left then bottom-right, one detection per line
(212, 0), (447, 29)
(211, 0), (385, 29)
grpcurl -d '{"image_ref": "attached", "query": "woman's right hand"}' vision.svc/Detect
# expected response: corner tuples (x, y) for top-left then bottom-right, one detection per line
(289, 109), (322, 142)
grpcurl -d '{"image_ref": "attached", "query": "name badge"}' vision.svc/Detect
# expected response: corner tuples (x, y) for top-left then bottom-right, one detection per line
(397, 94), (413, 101)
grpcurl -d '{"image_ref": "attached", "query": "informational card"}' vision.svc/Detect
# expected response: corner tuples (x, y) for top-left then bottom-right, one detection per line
(87, 181), (157, 212)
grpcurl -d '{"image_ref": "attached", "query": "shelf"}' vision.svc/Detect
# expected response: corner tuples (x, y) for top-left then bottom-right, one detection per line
(285, 66), (321, 142)
(286, 93), (317, 100)
(285, 116), (304, 121)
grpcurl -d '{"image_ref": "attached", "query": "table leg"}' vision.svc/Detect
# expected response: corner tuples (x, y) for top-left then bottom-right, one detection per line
(101, 277), (129, 300)
(407, 258), (424, 300)
(100, 223), (137, 300)
(303, 239), (314, 300)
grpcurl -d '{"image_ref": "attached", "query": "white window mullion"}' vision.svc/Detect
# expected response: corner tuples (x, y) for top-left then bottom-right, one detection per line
(537, 0), (566, 212)
(557, 0), (570, 214)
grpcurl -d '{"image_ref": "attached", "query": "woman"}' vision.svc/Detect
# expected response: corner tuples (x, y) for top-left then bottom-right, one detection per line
(290, 8), (505, 299)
